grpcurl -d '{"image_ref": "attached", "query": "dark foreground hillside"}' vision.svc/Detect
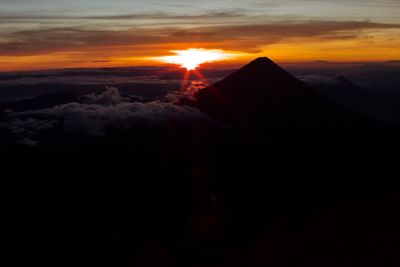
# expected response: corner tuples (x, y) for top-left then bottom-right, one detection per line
(1, 58), (400, 266)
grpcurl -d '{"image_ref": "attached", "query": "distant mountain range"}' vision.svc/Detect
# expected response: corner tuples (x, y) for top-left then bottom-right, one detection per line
(305, 75), (400, 125)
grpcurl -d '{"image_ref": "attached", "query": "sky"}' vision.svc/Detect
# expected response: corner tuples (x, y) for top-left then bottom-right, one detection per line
(1, 0), (400, 71)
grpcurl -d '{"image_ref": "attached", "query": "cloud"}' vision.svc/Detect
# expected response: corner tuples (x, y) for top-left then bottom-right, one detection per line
(91, 60), (111, 63)
(166, 80), (208, 103)
(0, 10), (245, 22)
(0, 67), (185, 86)
(82, 86), (131, 105)
(0, 75), (178, 86)
(0, 20), (399, 56)
(2, 87), (216, 144)
(2, 117), (58, 146)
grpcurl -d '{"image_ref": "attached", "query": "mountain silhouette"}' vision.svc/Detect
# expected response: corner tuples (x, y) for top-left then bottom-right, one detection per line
(0, 91), (79, 112)
(193, 57), (375, 131)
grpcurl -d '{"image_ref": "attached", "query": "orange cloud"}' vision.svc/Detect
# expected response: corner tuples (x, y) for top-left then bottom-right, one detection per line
(1, 20), (400, 71)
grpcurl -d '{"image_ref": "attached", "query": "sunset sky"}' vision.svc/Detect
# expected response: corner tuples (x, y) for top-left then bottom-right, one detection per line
(1, 0), (400, 71)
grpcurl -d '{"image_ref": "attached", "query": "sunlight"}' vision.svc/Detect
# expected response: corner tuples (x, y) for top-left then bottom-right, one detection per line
(158, 48), (231, 70)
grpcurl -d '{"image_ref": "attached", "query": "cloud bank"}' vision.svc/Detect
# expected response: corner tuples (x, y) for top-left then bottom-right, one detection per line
(1, 87), (215, 145)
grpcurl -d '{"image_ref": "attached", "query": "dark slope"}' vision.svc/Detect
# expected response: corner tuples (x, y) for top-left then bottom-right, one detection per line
(310, 76), (400, 125)
(194, 57), (376, 131)
(191, 57), (399, 217)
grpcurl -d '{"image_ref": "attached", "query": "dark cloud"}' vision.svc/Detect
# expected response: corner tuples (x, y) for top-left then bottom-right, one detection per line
(1, 20), (399, 56)
(0, 75), (179, 86)
(0, 10), (245, 22)
(91, 60), (111, 63)
(2, 117), (57, 146)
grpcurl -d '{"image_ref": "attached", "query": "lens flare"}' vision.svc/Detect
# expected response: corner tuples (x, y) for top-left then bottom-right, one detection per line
(158, 48), (230, 70)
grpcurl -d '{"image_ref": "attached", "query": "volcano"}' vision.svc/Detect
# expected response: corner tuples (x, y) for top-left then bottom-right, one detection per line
(193, 57), (375, 131)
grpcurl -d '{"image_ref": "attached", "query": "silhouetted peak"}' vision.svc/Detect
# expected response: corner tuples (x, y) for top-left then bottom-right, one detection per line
(193, 57), (375, 129)
(209, 56), (301, 89)
(239, 57), (282, 72)
(251, 57), (274, 64)
(213, 56), (290, 85)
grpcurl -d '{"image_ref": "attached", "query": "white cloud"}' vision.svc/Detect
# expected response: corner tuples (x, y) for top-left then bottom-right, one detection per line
(2, 87), (215, 144)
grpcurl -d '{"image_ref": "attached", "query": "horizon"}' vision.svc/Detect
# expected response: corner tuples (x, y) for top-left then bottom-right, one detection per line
(2, 0), (400, 71)
(2, 56), (399, 73)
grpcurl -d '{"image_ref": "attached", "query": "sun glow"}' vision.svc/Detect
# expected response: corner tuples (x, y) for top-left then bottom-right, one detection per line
(158, 48), (231, 70)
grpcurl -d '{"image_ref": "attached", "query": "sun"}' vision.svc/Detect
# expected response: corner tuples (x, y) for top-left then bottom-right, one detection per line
(158, 48), (230, 70)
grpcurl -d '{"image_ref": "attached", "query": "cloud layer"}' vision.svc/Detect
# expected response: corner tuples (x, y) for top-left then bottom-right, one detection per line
(1, 20), (399, 57)
(2, 87), (215, 145)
